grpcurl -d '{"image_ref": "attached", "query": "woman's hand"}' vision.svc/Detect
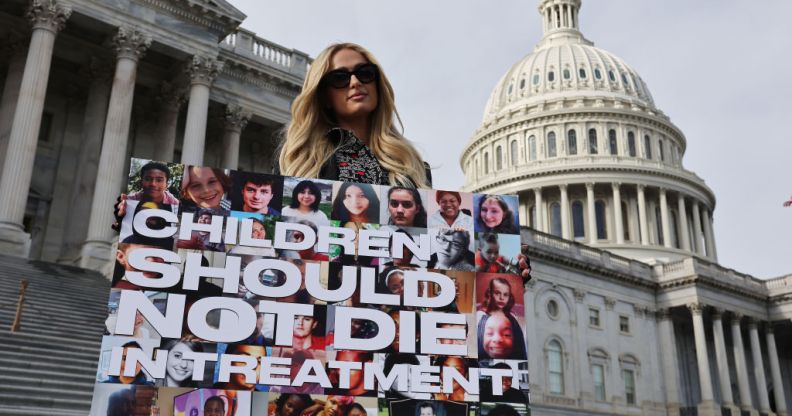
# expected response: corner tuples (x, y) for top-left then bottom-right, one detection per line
(111, 194), (127, 232)
(518, 244), (532, 284)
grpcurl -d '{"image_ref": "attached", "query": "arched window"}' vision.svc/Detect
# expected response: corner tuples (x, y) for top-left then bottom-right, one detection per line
(563, 69), (571, 80)
(547, 132), (557, 157)
(621, 201), (630, 241)
(594, 68), (602, 80)
(655, 206), (664, 245)
(548, 340), (564, 394)
(595, 200), (607, 239)
(567, 130), (577, 155)
(520, 79), (525, 89)
(621, 73), (629, 85)
(474, 160), (478, 178)
(644, 135), (652, 159)
(550, 203), (562, 237)
(528, 135), (537, 161)
(658, 139), (665, 162)
(507, 84), (513, 94)
(627, 132), (636, 157)
(496, 146), (503, 170)
(608, 70), (616, 82)
(510, 140), (519, 166)
(533, 74), (540, 85)
(572, 201), (584, 238)
(608, 129), (618, 155)
(588, 128), (598, 154)
(548, 71), (555, 82)
(484, 152), (489, 173)
(579, 68), (587, 79)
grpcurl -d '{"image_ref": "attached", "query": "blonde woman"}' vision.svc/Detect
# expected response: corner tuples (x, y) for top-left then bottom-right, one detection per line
(277, 43), (431, 188)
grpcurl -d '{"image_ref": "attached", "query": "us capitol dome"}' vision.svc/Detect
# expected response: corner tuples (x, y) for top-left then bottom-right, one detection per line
(460, 0), (717, 264)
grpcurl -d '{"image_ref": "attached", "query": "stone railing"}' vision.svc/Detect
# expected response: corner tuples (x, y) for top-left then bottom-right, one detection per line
(221, 28), (311, 77)
(765, 274), (792, 296)
(522, 227), (652, 281)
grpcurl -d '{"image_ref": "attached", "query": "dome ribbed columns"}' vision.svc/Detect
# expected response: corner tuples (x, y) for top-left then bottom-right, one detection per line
(688, 303), (716, 408)
(702, 208), (717, 261)
(585, 183), (596, 243)
(637, 185), (649, 245)
(612, 183), (624, 244)
(534, 188), (545, 232)
(559, 184), (570, 239)
(691, 201), (704, 256)
(659, 188), (671, 249)
(677, 193), (691, 251)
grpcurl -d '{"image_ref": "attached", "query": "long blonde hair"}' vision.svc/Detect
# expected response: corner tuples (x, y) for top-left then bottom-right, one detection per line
(279, 43), (428, 188)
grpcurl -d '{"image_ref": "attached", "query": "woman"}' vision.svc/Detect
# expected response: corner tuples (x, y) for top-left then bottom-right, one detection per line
(281, 180), (330, 226)
(180, 165), (231, 212)
(331, 182), (379, 223)
(475, 195), (518, 234)
(278, 43), (430, 187)
(429, 191), (473, 231)
(157, 339), (203, 387)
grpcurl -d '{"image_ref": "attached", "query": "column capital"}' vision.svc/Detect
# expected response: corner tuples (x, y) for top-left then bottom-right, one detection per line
(572, 288), (586, 303)
(730, 311), (743, 323)
(711, 307), (724, 319)
(187, 55), (223, 87)
(533, 187), (543, 195)
(611, 182), (622, 190)
(27, 0), (71, 33)
(687, 302), (705, 315)
(766, 323), (775, 334)
(604, 297), (616, 310)
(659, 187), (667, 195)
(585, 182), (595, 190)
(656, 307), (672, 321)
(558, 184), (568, 191)
(637, 184), (646, 191)
(113, 27), (152, 62)
(225, 104), (252, 133)
(156, 81), (186, 110)
(746, 316), (762, 329)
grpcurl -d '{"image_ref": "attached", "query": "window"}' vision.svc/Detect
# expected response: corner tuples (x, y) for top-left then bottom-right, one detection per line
(563, 69), (571, 80)
(496, 146), (503, 170)
(567, 130), (578, 155)
(593, 364), (606, 401)
(548, 340), (564, 394)
(572, 201), (584, 238)
(589, 308), (601, 327)
(547, 132), (557, 157)
(528, 135), (537, 161)
(547, 299), (559, 318)
(608, 129), (618, 155)
(623, 369), (636, 405)
(579, 68), (587, 79)
(484, 152), (489, 173)
(594, 68), (602, 80)
(619, 315), (630, 333)
(533, 74), (540, 85)
(548, 71), (555, 82)
(588, 128), (598, 154)
(627, 132), (636, 157)
(608, 70), (616, 82)
(550, 202), (562, 237)
(508, 84), (513, 94)
(595, 200), (607, 240)
(510, 140), (518, 166)
(644, 135), (652, 159)
(621, 73), (629, 85)
(658, 139), (665, 161)
(520, 79), (525, 89)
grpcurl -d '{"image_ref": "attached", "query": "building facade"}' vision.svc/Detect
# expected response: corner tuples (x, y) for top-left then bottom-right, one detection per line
(0, 0), (308, 274)
(462, 1), (792, 415)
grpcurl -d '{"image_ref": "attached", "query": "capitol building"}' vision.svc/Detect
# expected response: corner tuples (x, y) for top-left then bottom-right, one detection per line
(461, 0), (792, 415)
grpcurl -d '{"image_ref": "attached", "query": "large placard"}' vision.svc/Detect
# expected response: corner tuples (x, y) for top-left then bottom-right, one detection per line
(89, 158), (530, 416)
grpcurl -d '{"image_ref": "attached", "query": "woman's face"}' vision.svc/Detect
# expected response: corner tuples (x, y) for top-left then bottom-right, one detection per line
(482, 312), (514, 358)
(439, 194), (461, 219)
(480, 198), (505, 229)
(279, 395), (307, 416)
(166, 343), (194, 383)
(491, 280), (511, 310)
(343, 185), (370, 217)
(387, 272), (404, 295)
(297, 187), (316, 209)
(186, 167), (224, 208)
(325, 48), (378, 125)
(252, 221), (266, 239)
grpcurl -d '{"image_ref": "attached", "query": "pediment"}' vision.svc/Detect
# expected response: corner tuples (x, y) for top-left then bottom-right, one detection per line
(189, 0), (247, 22)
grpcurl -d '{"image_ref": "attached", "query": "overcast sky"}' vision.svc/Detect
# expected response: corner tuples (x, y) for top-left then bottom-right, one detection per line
(231, 0), (792, 279)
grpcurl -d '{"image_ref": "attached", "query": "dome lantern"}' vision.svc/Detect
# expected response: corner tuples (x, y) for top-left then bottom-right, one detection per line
(536, 0), (592, 50)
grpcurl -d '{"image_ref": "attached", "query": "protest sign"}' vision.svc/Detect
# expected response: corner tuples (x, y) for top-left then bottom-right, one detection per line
(89, 158), (530, 416)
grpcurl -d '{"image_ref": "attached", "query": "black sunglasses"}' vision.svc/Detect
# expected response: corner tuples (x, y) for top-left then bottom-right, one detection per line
(321, 64), (379, 89)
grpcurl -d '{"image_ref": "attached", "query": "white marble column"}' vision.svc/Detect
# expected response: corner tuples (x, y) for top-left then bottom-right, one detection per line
(221, 104), (251, 169)
(612, 183), (624, 244)
(659, 188), (671, 248)
(181, 55), (222, 165)
(585, 182), (596, 243)
(677, 194), (691, 251)
(766, 325), (789, 416)
(534, 188), (544, 232)
(711, 309), (735, 408)
(657, 309), (681, 410)
(748, 318), (771, 414)
(58, 57), (113, 263)
(80, 27), (151, 271)
(702, 208), (718, 261)
(152, 81), (185, 162)
(0, 0), (71, 256)
(637, 185), (649, 245)
(688, 303), (716, 407)
(560, 184), (570, 239)
(730, 313), (754, 411)
(692, 201), (704, 256)
(0, 32), (28, 176)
